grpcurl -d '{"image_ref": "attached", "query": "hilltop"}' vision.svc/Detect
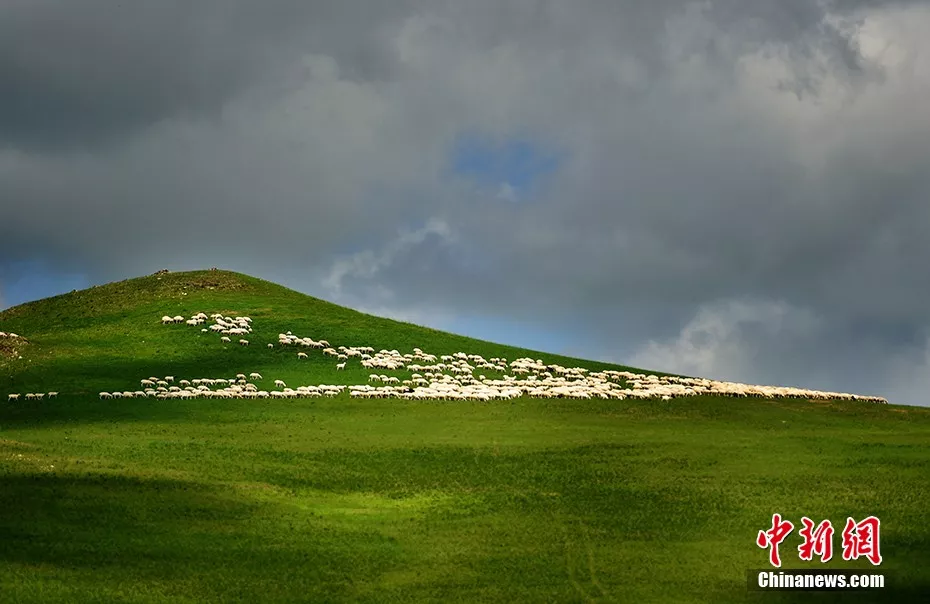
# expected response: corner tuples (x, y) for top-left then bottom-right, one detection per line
(0, 269), (664, 397)
(0, 269), (884, 404)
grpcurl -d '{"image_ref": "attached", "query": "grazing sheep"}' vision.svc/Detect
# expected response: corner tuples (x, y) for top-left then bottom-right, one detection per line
(336, 362), (346, 370)
(165, 376), (175, 383)
(249, 372), (262, 380)
(161, 316), (174, 324)
(47, 392), (58, 399)
(7, 393), (20, 401)
(221, 336), (231, 343)
(239, 339), (249, 346)
(99, 392), (112, 399)
(274, 380), (286, 388)
(297, 352), (308, 359)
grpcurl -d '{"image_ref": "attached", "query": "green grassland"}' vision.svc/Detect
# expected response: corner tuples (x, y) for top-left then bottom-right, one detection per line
(1, 270), (927, 603)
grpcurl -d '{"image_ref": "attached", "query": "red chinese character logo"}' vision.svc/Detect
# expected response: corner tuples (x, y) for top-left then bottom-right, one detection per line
(757, 513), (794, 567)
(842, 516), (882, 565)
(798, 517), (834, 563)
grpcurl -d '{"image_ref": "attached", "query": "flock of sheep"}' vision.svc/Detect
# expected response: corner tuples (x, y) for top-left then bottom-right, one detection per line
(3, 330), (53, 401)
(163, 312), (889, 403)
(7, 392), (58, 402)
(3, 311), (890, 405)
(96, 373), (348, 401)
(162, 312), (254, 346)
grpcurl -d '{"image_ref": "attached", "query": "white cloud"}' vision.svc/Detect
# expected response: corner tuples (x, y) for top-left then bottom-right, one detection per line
(626, 298), (822, 384)
(322, 218), (455, 296)
(496, 182), (518, 202)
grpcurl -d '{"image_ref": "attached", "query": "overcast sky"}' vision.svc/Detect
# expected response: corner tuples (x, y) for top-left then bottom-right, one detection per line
(2, 0), (929, 406)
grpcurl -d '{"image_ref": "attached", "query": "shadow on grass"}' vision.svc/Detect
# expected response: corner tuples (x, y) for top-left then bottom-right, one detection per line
(0, 344), (316, 428)
(0, 472), (397, 602)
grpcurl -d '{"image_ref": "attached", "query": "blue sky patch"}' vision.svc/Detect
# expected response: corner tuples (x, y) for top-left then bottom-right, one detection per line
(449, 133), (562, 201)
(443, 314), (573, 356)
(0, 260), (90, 310)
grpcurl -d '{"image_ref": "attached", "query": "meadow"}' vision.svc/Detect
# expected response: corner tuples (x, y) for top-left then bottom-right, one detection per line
(1, 270), (927, 603)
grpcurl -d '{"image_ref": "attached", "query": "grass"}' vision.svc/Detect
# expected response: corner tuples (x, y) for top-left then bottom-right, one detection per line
(1, 269), (928, 603)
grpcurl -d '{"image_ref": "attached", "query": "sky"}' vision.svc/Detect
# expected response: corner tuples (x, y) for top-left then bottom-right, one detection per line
(2, 0), (929, 406)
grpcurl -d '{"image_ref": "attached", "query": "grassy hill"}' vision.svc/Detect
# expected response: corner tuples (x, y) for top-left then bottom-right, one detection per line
(1, 269), (927, 603)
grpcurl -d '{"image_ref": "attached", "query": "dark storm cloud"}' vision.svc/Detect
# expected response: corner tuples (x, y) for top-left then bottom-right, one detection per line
(0, 0), (414, 150)
(3, 0), (930, 405)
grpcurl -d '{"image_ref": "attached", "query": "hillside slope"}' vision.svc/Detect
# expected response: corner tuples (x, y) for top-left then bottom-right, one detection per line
(0, 269), (666, 398)
(1, 269), (927, 603)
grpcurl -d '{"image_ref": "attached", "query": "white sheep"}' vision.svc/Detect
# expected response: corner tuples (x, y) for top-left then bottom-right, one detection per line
(7, 393), (19, 401)
(274, 379), (286, 388)
(336, 362), (346, 370)
(221, 336), (231, 343)
(161, 316), (174, 324)
(99, 392), (112, 399)
(249, 372), (263, 380)
(297, 352), (308, 359)
(239, 339), (249, 346)
(47, 392), (58, 399)
(268, 343), (274, 348)
(165, 376), (175, 383)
